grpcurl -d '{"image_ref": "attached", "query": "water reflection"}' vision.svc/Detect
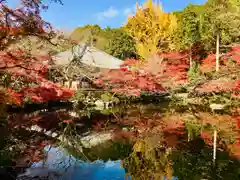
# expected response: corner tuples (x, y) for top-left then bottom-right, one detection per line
(28, 145), (130, 180)
(123, 135), (240, 180)
(9, 103), (240, 179)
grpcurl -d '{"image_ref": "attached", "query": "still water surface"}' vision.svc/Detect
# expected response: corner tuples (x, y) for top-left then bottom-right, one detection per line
(16, 103), (240, 180)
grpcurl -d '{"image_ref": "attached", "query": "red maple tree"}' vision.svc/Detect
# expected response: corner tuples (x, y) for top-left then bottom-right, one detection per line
(95, 52), (188, 96)
(201, 45), (240, 73)
(0, 0), (74, 104)
(197, 45), (240, 94)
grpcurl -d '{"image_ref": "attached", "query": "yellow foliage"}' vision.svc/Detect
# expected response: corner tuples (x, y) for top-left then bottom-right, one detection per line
(127, 136), (174, 179)
(124, 0), (177, 59)
(165, 160), (173, 180)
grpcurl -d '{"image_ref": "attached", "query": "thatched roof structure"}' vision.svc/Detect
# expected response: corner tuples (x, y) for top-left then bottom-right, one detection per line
(51, 43), (123, 69)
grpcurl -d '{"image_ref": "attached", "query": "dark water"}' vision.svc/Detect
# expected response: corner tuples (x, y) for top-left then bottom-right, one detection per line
(5, 102), (240, 179)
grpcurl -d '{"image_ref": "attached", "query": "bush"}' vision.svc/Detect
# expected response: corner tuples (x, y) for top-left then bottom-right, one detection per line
(187, 61), (201, 83)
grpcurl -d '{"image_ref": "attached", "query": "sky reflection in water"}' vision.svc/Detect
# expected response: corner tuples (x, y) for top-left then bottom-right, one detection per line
(30, 145), (178, 180)
(31, 145), (129, 180)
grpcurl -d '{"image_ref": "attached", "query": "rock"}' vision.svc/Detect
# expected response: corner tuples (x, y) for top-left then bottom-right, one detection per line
(56, 132), (113, 149)
(130, 127), (135, 131)
(70, 100), (78, 103)
(210, 103), (226, 111)
(185, 97), (202, 105)
(80, 132), (112, 148)
(45, 130), (52, 136)
(175, 93), (188, 99)
(30, 125), (42, 132)
(69, 111), (78, 118)
(51, 132), (58, 138)
(94, 100), (105, 107)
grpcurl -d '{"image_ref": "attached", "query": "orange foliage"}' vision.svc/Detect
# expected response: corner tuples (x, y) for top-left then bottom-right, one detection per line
(0, 0), (73, 104)
(200, 54), (217, 73)
(95, 52), (188, 96)
(7, 88), (23, 104)
(201, 45), (240, 73)
(0, 51), (74, 104)
(196, 78), (236, 93)
(0, 0), (55, 50)
(0, 51), (50, 81)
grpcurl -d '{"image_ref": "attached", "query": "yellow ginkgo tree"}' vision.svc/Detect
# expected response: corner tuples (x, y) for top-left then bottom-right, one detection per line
(124, 0), (177, 59)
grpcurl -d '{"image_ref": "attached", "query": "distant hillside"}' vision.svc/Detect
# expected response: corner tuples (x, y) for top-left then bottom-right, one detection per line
(7, 31), (73, 56)
(69, 25), (137, 60)
(69, 25), (109, 50)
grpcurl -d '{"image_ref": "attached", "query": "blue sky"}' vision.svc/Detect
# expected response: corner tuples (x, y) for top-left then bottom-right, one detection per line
(7, 0), (206, 31)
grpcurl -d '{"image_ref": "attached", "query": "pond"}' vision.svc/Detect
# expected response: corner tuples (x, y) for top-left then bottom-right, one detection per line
(21, 145), (129, 180)
(4, 101), (240, 180)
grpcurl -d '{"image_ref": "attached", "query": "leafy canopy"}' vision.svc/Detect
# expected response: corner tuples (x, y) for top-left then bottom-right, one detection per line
(174, 4), (202, 51)
(124, 0), (177, 59)
(201, 0), (240, 51)
(104, 28), (136, 60)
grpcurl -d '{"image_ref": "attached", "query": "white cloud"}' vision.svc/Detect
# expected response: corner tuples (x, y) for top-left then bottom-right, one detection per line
(122, 4), (138, 17)
(123, 8), (133, 16)
(96, 7), (119, 20)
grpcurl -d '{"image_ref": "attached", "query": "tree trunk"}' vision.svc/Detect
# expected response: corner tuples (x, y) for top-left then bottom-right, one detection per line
(189, 45), (192, 69)
(216, 32), (220, 72)
(69, 80), (72, 88)
(90, 35), (93, 47)
(213, 130), (217, 163)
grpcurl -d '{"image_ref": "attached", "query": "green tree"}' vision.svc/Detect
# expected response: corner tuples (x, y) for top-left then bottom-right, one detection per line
(174, 4), (202, 68)
(201, 0), (240, 72)
(104, 28), (137, 60)
(69, 25), (109, 50)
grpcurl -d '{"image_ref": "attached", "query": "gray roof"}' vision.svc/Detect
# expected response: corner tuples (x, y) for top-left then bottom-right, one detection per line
(52, 43), (123, 69)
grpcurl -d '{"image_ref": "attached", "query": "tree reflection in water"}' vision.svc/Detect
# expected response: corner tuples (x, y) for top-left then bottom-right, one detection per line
(6, 103), (240, 180)
(123, 134), (240, 180)
(23, 145), (130, 180)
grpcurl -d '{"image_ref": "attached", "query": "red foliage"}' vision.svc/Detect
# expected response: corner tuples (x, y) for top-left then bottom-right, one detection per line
(232, 80), (240, 97)
(7, 88), (23, 104)
(16, 140), (53, 167)
(63, 119), (73, 123)
(0, 0), (56, 40)
(163, 134), (181, 147)
(197, 46), (240, 94)
(200, 54), (216, 73)
(0, 51), (50, 79)
(195, 78), (236, 94)
(20, 83), (74, 103)
(200, 131), (213, 146)
(8, 110), (72, 130)
(227, 116), (240, 157)
(95, 68), (165, 96)
(145, 52), (189, 87)
(0, 51), (74, 104)
(119, 67), (129, 71)
(0, 1), (73, 104)
(234, 80), (240, 90)
(201, 45), (240, 73)
(95, 52), (189, 96)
